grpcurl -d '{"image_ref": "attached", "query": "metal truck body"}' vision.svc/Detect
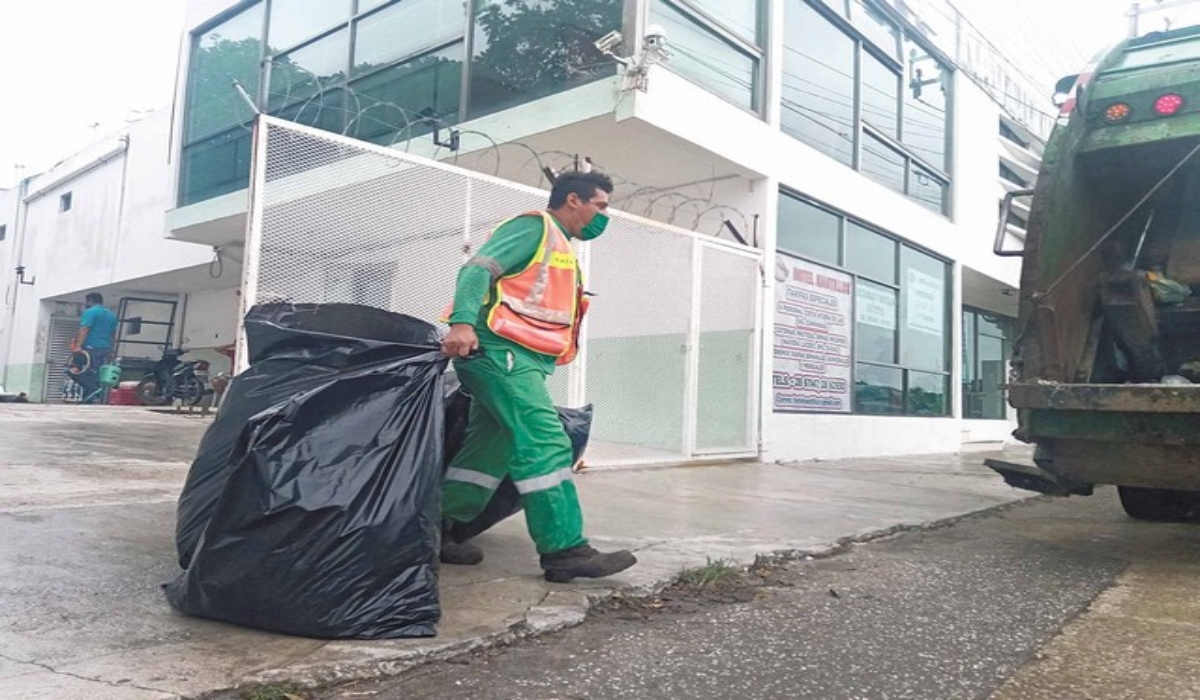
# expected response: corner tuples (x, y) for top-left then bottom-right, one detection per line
(989, 25), (1200, 519)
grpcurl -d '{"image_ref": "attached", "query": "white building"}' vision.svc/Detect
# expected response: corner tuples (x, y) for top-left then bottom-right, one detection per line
(0, 109), (240, 402)
(7, 0), (1059, 463)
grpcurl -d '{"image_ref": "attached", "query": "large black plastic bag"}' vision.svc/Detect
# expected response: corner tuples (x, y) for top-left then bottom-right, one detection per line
(175, 303), (442, 568)
(165, 303), (448, 639)
(443, 381), (594, 544)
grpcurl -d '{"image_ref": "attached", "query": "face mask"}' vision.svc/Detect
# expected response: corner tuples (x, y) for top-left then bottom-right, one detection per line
(579, 212), (609, 240)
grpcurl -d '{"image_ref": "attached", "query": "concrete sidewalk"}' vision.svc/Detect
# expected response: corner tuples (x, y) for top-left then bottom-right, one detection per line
(0, 405), (1033, 699)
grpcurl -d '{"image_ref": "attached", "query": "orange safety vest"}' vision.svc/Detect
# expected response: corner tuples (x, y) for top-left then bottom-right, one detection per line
(452, 211), (588, 366)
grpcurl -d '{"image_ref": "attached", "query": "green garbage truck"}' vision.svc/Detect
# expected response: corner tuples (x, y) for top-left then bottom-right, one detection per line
(987, 24), (1200, 520)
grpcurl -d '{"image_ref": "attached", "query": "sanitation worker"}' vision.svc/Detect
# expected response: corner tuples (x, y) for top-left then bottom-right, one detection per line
(439, 170), (637, 583)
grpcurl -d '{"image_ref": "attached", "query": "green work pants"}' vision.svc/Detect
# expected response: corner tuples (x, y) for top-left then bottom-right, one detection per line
(442, 347), (587, 554)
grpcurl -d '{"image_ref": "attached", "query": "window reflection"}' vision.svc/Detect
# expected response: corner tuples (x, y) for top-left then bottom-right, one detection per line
(777, 193), (842, 266)
(353, 0), (461, 75)
(349, 46), (463, 144)
(782, 0), (855, 165)
(650, 0), (758, 110)
(185, 4), (265, 142)
(861, 133), (906, 193)
(854, 363), (903, 414)
(268, 0), (352, 51)
(268, 29), (350, 112)
(469, 0), (622, 118)
(861, 51), (899, 140)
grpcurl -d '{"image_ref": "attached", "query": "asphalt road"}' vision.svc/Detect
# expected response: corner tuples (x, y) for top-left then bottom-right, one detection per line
(315, 490), (1200, 700)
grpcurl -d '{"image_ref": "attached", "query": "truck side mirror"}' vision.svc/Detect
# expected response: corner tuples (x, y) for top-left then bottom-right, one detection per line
(1052, 74), (1079, 108)
(995, 190), (1035, 257)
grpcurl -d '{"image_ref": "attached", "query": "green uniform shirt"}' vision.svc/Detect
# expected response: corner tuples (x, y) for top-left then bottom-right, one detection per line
(448, 213), (570, 374)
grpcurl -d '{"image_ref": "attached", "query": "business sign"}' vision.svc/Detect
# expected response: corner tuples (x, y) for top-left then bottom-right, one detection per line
(772, 254), (853, 413)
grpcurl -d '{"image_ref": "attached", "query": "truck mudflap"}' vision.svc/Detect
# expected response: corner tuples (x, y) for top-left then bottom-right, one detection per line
(984, 458), (1094, 496)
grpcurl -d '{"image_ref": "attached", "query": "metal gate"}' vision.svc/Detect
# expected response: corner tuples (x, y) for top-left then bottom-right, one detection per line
(44, 315), (80, 403)
(243, 116), (762, 465)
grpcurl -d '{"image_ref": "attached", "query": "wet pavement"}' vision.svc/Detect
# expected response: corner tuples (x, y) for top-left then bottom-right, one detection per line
(0, 404), (1034, 699)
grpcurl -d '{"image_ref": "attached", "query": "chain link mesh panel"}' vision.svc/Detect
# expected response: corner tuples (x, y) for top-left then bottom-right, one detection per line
(248, 118), (761, 464)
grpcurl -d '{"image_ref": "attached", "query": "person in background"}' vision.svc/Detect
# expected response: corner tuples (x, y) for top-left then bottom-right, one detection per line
(68, 292), (119, 404)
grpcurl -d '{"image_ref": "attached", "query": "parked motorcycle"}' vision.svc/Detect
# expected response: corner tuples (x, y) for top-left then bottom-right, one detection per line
(135, 348), (211, 406)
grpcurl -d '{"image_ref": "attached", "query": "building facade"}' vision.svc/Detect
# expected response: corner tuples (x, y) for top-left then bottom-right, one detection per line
(5, 0), (1056, 462)
(0, 110), (239, 401)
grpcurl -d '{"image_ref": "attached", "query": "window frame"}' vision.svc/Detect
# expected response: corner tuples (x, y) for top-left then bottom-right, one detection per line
(775, 190), (952, 417)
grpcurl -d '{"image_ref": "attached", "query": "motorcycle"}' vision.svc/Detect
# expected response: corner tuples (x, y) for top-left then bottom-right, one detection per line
(135, 348), (211, 407)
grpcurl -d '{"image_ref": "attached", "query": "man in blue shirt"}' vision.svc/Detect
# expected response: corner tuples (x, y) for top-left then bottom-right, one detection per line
(68, 292), (118, 404)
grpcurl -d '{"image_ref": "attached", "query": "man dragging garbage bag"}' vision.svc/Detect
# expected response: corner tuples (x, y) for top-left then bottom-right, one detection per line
(440, 170), (637, 583)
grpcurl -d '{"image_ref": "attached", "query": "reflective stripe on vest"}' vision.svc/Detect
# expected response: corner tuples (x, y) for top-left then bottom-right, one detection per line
(486, 211), (582, 361)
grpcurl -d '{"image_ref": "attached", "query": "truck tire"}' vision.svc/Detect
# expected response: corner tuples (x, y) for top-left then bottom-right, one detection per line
(1117, 486), (1200, 522)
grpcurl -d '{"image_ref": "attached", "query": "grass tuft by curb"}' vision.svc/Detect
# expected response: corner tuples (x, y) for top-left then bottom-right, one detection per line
(674, 557), (743, 588)
(240, 682), (308, 700)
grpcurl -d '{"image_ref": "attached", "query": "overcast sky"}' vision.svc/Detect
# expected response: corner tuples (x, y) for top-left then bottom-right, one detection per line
(0, 0), (1197, 190)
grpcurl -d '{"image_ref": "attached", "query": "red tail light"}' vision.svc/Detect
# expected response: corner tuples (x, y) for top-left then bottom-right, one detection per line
(1154, 93), (1184, 116)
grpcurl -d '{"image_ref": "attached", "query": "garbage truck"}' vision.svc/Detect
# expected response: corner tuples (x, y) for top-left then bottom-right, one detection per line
(986, 24), (1200, 520)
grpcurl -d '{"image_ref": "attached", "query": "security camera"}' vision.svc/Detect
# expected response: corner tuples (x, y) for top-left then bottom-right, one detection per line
(594, 30), (623, 55)
(644, 24), (668, 49)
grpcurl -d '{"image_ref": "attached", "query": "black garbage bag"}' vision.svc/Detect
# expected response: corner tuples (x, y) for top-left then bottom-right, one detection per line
(165, 303), (448, 639)
(175, 303), (441, 568)
(442, 382), (594, 544)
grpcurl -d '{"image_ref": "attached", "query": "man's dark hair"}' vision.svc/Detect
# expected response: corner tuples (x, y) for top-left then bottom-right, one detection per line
(548, 170), (614, 208)
(85, 292), (103, 305)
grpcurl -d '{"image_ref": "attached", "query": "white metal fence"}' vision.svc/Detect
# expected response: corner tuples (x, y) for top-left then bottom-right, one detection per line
(243, 116), (762, 465)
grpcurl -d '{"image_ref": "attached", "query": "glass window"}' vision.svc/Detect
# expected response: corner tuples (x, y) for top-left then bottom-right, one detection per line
(846, 223), (896, 283)
(268, 0), (352, 51)
(649, 0), (758, 110)
(852, 1), (899, 58)
(348, 45), (464, 144)
(353, 0), (463, 75)
(861, 50), (900, 140)
(185, 4), (265, 143)
(777, 194), (841, 265)
(817, 0), (848, 17)
(854, 363), (903, 414)
(855, 280), (897, 363)
(358, 0), (391, 12)
(470, 0), (623, 118)
(900, 247), (947, 372)
(782, 0), (855, 166)
(861, 132), (906, 194)
(903, 38), (948, 170)
(268, 29), (351, 112)
(907, 371), (948, 416)
(180, 128), (254, 206)
(910, 165), (946, 213)
(685, 0), (760, 42)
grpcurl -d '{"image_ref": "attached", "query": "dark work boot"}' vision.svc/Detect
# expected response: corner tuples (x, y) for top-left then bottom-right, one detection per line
(440, 522), (483, 565)
(539, 545), (637, 583)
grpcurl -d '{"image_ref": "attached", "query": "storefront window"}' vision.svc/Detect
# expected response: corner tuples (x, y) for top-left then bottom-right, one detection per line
(777, 194), (841, 266)
(776, 191), (951, 417)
